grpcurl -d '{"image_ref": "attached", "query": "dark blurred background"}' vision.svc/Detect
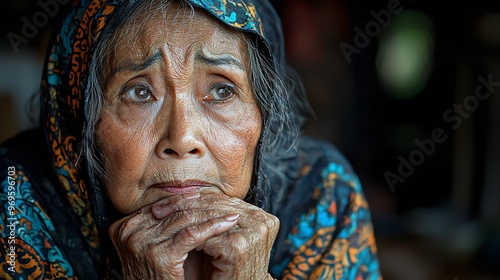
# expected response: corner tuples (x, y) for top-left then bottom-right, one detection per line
(1, 0), (499, 279)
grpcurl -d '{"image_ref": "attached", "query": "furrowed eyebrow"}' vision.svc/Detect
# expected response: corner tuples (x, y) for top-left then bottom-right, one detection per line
(114, 50), (164, 73)
(195, 52), (245, 71)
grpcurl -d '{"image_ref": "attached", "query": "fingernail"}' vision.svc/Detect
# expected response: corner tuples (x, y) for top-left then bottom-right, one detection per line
(152, 199), (168, 211)
(152, 206), (168, 219)
(152, 197), (171, 219)
(182, 192), (200, 199)
(153, 196), (170, 207)
(224, 213), (239, 222)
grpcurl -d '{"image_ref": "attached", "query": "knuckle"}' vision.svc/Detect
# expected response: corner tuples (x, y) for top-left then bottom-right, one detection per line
(203, 209), (222, 220)
(227, 195), (242, 205)
(109, 219), (128, 238)
(125, 231), (146, 252)
(248, 208), (266, 222)
(146, 244), (164, 262)
(165, 209), (196, 227)
(259, 209), (279, 226)
(269, 214), (280, 229)
(109, 217), (139, 242)
(170, 210), (190, 223)
(256, 222), (268, 235)
(181, 225), (203, 245)
(108, 222), (119, 237)
(230, 234), (249, 254)
(249, 208), (279, 228)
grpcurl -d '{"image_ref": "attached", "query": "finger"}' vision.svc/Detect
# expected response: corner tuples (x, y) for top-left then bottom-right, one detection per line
(155, 214), (239, 271)
(198, 212), (279, 280)
(172, 213), (239, 250)
(155, 208), (228, 240)
(111, 193), (200, 242)
(205, 231), (274, 280)
(154, 194), (280, 245)
(109, 210), (158, 249)
(204, 232), (249, 280)
(152, 192), (201, 219)
(153, 193), (259, 221)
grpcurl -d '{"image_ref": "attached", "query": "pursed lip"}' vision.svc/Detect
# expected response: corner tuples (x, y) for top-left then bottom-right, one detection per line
(150, 180), (212, 194)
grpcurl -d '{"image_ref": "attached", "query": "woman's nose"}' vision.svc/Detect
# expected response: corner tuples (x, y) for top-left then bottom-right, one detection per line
(155, 103), (206, 159)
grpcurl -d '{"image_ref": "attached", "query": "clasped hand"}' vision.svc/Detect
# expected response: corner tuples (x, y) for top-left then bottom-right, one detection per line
(109, 193), (279, 279)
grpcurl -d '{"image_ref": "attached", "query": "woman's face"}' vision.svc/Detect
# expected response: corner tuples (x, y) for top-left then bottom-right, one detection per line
(96, 7), (262, 214)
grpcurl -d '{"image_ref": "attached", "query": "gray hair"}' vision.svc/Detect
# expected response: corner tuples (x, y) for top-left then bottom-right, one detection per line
(84, 0), (309, 212)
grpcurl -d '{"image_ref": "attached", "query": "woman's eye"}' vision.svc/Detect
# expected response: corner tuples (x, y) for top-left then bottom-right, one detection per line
(123, 86), (153, 103)
(209, 85), (235, 101)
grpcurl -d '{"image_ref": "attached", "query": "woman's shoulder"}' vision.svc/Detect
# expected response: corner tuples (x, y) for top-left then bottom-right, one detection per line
(272, 135), (366, 246)
(270, 136), (380, 278)
(0, 129), (99, 279)
(291, 135), (362, 197)
(291, 135), (368, 225)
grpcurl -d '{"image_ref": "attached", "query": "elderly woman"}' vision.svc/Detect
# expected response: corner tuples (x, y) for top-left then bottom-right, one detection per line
(0, 0), (380, 279)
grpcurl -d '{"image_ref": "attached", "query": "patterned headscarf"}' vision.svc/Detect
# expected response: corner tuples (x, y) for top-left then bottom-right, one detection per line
(40, 0), (286, 276)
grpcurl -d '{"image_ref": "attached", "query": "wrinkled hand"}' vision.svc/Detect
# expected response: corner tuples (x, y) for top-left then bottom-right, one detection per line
(109, 193), (279, 280)
(153, 193), (280, 279)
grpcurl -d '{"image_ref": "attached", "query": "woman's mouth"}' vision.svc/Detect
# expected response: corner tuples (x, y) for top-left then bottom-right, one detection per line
(151, 180), (211, 194)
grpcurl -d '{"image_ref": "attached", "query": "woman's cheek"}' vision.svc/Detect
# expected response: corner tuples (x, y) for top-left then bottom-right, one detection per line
(96, 111), (155, 213)
(101, 149), (148, 214)
(208, 103), (261, 198)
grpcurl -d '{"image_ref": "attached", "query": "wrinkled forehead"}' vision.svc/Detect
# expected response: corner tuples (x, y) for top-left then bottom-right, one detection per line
(100, 2), (249, 79)
(95, 0), (275, 59)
